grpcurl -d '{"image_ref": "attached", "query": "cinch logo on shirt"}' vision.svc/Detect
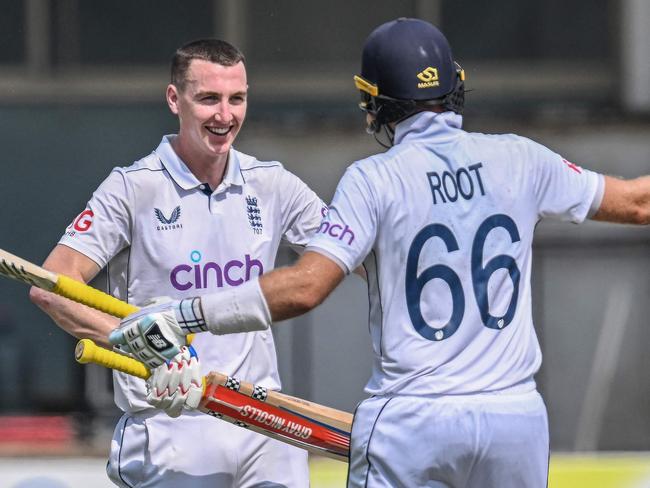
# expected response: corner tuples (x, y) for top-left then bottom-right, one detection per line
(317, 221), (355, 245)
(170, 250), (264, 291)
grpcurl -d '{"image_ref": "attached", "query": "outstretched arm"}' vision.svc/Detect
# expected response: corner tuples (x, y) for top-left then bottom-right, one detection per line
(592, 175), (650, 224)
(194, 250), (346, 330)
(260, 251), (346, 321)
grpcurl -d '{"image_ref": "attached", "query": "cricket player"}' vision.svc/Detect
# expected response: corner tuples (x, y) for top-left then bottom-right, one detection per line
(30, 39), (322, 487)
(111, 19), (650, 487)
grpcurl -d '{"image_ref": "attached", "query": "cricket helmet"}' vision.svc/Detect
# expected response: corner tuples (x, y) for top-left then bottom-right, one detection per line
(354, 18), (465, 133)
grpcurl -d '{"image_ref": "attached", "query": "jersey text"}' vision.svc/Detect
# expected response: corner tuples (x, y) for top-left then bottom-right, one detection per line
(317, 221), (355, 245)
(170, 254), (263, 291)
(427, 163), (486, 205)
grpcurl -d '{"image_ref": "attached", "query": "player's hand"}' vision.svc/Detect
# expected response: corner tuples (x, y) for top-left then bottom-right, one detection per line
(109, 296), (188, 368)
(146, 345), (203, 418)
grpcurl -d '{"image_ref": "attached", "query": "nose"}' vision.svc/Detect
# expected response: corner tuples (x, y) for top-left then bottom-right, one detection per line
(215, 101), (232, 123)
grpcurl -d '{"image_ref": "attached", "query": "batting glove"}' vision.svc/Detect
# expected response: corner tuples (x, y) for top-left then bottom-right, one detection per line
(109, 296), (195, 368)
(146, 345), (203, 418)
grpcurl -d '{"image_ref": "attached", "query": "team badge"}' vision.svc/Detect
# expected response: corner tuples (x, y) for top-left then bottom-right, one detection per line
(154, 206), (183, 231)
(246, 196), (263, 235)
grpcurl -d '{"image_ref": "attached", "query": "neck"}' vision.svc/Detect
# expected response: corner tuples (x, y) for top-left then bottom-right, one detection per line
(171, 137), (228, 189)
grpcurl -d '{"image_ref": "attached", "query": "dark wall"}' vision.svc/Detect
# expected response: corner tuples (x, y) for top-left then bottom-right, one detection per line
(0, 105), (176, 410)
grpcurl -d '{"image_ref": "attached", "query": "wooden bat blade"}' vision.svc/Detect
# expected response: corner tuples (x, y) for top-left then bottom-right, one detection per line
(205, 371), (353, 434)
(0, 248), (58, 291)
(0, 247), (139, 318)
(197, 399), (347, 462)
(75, 338), (352, 462)
(200, 385), (350, 462)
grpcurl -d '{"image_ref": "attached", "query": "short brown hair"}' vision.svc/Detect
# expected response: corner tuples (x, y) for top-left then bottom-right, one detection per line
(171, 39), (245, 91)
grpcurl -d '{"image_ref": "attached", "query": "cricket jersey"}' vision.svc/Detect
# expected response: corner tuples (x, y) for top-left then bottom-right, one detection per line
(60, 135), (325, 412)
(308, 111), (603, 397)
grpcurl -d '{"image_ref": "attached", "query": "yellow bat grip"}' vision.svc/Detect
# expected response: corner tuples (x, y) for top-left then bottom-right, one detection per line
(54, 276), (195, 339)
(75, 335), (195, 377)
(75, 339), (151, 379)
(54, 275), (139, 318)
(75, 339), (206, 396)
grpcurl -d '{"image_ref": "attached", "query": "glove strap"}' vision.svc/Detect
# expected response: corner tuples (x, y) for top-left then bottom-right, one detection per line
(174, 297), (208, 334)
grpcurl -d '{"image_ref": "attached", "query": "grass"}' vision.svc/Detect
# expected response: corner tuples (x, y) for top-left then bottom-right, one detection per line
(310, 452), (650, 487)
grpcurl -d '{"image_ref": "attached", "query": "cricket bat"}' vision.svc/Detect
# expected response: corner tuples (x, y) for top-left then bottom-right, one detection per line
(0, 246), (195, 343)
(0, 247), (352, 461)
(76, 339), (352, 461)
(0, 247), (138, 318)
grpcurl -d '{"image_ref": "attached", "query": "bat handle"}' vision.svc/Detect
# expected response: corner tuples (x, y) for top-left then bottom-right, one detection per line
(55, 275), (140, 318)
(75, 339), (207, 396)
(75, 339), (151, 379)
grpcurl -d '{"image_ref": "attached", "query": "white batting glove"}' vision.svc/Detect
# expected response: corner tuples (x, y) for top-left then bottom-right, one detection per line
(109, 296), (207, 368)
(146, 345), (203, 418)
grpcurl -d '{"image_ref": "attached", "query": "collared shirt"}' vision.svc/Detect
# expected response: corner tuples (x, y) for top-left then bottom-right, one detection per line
(154, 135), (245, 195)
(309, 111), (603, 397)
(60, 135), (326, 412)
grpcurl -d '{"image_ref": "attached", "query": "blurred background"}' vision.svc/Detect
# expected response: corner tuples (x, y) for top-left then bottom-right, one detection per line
(0, 0), (649, 486)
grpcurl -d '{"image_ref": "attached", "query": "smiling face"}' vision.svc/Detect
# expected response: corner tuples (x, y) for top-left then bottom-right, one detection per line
(167, 59), (247, 167)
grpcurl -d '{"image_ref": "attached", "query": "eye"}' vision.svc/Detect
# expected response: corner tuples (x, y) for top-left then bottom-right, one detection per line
(199, 95), (219, 104)
(230, 95), (246, 105)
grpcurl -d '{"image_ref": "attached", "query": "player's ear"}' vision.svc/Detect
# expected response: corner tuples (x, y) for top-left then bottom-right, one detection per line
(166, 84), (180, 115)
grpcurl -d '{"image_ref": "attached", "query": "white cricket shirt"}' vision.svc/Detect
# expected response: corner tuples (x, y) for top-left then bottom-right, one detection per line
(60, 135), (325, 412)
(309, 112), (602, 397)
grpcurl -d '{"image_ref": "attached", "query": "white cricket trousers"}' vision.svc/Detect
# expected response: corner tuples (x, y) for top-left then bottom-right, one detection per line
(107, 410), (309, 488)
(348, 389), (549, 488)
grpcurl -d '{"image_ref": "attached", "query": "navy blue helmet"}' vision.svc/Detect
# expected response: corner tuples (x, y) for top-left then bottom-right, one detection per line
(354, 18), (465, 134)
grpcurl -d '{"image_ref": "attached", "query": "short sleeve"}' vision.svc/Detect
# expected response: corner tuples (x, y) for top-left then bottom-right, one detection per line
(529, 141), (602, 223)
(278, 170), (328, 251)
(307, 164), (378, 273)
(58, 169), (132, 267)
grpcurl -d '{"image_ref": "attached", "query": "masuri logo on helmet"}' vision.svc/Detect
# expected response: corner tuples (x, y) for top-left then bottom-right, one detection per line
(416, 67), (440, 88)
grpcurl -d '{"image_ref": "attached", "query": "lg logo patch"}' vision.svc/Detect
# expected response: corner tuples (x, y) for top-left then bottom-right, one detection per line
(66, 209), (94, 237)
(73, 210), (94, 232)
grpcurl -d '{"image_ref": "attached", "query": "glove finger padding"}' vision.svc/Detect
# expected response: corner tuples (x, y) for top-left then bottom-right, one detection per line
(146, 346), (203, 418)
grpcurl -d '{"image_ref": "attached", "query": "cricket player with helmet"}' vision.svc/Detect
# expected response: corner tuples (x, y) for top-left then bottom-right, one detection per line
(111, 18), (650, 487)
(31, 39), (325, 487)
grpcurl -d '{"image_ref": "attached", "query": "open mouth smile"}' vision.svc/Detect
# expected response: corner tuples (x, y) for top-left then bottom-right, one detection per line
(205, 126), (233, 136)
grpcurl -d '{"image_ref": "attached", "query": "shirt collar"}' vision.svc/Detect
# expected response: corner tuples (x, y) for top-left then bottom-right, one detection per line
(393, 111), (463, 146)
(154, 135), (245, 191)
